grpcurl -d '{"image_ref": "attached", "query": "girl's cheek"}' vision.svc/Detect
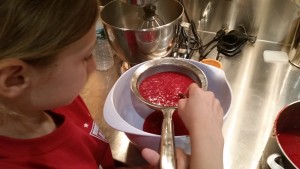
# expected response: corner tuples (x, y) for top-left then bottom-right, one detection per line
(86, 57), (96, 74)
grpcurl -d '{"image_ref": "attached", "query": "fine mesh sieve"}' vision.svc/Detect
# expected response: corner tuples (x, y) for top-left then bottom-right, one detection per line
(130, 58), (207, 169)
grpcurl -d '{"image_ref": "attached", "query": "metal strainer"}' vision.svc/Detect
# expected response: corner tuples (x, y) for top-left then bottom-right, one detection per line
(130, 58), (207, 169)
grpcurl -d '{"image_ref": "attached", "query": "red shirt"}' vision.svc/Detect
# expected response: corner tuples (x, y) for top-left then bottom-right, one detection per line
(0, 96), (115, 169)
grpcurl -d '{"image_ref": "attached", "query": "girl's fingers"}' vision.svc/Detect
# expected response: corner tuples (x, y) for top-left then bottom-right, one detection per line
(176, 148), (190, 169)
(141, 148), (160, 167)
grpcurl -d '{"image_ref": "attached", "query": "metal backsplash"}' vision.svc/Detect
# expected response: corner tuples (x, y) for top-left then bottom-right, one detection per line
(182, 0), (299, 44)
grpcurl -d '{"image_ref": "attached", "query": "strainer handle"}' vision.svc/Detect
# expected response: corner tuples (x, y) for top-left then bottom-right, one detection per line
(160, 108), (176, 169)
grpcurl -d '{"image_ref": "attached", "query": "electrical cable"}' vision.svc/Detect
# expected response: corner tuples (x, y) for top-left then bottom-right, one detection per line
(173, 1), (257, 60)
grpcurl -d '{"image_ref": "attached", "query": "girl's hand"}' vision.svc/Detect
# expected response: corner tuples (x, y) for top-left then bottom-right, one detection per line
(138, 148), (190, 169)
(178, 83), (224, 169)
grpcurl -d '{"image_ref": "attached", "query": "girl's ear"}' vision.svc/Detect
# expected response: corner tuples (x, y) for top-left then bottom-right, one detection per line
(0, 59), (30, 98)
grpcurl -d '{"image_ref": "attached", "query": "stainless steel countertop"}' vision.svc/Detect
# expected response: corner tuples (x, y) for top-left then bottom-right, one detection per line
(80, 37), (300, 168)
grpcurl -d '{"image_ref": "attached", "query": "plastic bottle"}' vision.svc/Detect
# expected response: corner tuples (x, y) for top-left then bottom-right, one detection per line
(93, 16), (114, 71)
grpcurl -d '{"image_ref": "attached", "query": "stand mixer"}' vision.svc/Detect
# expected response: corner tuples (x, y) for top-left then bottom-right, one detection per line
(100, 0), (184, 70)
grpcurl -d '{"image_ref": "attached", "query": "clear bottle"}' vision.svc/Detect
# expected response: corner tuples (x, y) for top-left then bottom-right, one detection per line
(93, 16), (114, 71)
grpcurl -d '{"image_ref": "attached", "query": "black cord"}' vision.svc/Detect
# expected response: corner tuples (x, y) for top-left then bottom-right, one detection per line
(175, 0), (207, 59)
(174, 1), (258, 60)
(199, 44), (217, 60)
(216, 52), (221, 61)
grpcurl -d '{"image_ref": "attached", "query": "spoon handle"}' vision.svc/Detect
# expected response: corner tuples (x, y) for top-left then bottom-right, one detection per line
(160, 108), (176, 169)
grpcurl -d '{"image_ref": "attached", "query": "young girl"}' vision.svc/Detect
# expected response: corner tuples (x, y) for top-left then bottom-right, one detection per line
(0, 0), (224, 169)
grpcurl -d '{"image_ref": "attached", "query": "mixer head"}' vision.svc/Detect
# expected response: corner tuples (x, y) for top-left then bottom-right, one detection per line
(120, 0), (159, 7)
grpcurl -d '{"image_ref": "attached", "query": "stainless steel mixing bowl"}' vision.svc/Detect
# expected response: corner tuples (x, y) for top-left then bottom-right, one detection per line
(100, 0), (183, 65)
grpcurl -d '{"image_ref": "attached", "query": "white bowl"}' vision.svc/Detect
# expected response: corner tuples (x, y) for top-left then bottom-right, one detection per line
(103, 58), (232, 154)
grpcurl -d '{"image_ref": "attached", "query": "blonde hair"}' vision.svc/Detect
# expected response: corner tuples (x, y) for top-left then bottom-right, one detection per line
(0, 0), (99, 66)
